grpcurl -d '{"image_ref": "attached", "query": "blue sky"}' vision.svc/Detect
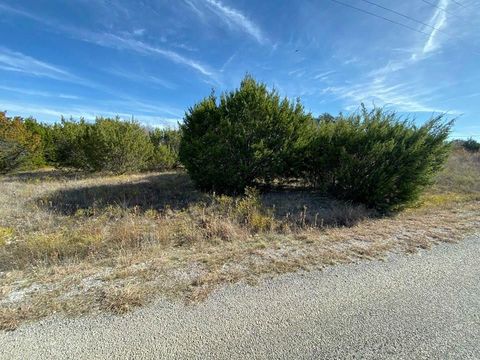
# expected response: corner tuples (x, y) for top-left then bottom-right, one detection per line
(0, 0), (479, 139)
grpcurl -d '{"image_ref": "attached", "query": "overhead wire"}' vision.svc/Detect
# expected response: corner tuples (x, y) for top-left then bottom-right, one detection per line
(328, 0), (480, 55)
(328, 0), (432, 36)
(421, 0), (461, 18)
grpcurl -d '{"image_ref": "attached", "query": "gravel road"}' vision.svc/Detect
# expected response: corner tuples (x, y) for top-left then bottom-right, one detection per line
(1, 236), (479, 359)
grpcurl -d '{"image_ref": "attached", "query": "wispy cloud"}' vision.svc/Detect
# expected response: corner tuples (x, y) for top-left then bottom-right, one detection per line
(0, 2), (44, 22)
(0, 85), (81, 99)
(220, 52), (237, 72)
(0, 44), (185, 120)
(203, 0), (266, 44)
(0, 46), (112, 91)
(0, 47), (183, 115)
(342, 57), (358, 65)
(323, 76), (455, 113)
(365, 1), (452, 78)
(133, 28), (146, 37)
(0, 47), (74, 81)
(84, 33), (213, 77)
(105, 68), (177, 89)
(314, 70), (336, 81)
(115, 98), (184, 118)
(423, 0), (449, 54)
(288, 68), (306, 77)
(185, 0), (206, 20)
(0, 3), (215, 79)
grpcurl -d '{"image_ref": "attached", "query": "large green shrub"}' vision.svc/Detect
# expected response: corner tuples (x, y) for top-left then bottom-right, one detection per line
(83, 118), (153, 173)
(0, 112), (42, 173)
(179, 75), (314, 193)
(51, 118), (90, 169)
(305, 106), (452, 210)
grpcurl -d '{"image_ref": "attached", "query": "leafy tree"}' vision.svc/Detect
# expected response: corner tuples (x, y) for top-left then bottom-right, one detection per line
(0, 112), (42, 173)
(179, 75), (314, 193)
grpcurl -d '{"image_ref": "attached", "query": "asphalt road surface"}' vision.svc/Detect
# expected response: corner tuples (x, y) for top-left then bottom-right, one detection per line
(1, 236), (479, 359)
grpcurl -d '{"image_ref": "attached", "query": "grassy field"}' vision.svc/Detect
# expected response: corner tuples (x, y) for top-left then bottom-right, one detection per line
(0, 148), (479, 330)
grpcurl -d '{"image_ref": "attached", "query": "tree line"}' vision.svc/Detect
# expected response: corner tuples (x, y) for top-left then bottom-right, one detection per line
(0, 112), (180, 174)
(1, 75), (462, 210)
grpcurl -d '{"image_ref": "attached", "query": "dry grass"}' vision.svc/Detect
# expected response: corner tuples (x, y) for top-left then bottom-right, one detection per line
(100, 284), (152, 314)
(0, 149), (479, 330)
(432, 147), (480, 195)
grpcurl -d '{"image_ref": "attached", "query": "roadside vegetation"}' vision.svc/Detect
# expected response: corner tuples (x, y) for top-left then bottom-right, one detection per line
(0, 77), (478, 330)
(0, 111), (180, 174)
(180, 76), (452, 210)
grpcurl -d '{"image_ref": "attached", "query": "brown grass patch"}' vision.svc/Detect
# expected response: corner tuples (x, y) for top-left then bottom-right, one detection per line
(0, 149), (479, 330)
(100, 284), (151, 314)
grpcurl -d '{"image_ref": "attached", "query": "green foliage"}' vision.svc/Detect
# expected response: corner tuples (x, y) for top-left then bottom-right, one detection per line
(148, 128), (181, 170)
(51, 118), (90, 169)
(179, 75), (314, 193)
(1, 113), (180, 174)
(304, 106), (452, 210)
(462, 138), (480, 152)
(83, 118), (153, 173)
(23, 118), (56, 166)
(1, 78), (453, 212)
(47, 117), (155, 173)
(180, 77), (452, 209)
(316, 113), (336, 123)
(0, 112), (42, 173)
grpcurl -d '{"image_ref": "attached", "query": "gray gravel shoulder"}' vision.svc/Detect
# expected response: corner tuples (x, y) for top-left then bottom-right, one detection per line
(1, 236), (479, 359)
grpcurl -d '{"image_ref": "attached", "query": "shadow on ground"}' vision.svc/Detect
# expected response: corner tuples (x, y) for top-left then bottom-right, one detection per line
(262, 189), (378, 227)
(4, 168), (104, 183)
(41, 171), (377, 227)
(43, 172), (207, 215)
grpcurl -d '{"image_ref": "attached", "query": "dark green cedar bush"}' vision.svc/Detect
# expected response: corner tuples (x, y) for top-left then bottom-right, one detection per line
(180, 76), (452, 210)
(305, 106), (452, 210)
(179, 75), (314, 193)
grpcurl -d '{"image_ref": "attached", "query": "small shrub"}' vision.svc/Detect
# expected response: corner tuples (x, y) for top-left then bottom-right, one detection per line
(0, 226), (14, 246)
(49, 117), (154, 173)
(214, 187), (275, 232)
(22, 231), (101, 264)
(101, 285), (149, 314)
(462, 138), (480, 152)
(148, 128), (180, 170)
(149, 129), (180, 170)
